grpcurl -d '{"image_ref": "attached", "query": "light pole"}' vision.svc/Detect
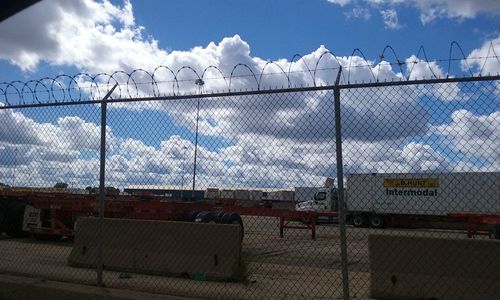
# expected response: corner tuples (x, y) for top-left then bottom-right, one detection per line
(13, 148), (18, 187)
(180, 146), (188, 200)
(192, 79), (204, 196)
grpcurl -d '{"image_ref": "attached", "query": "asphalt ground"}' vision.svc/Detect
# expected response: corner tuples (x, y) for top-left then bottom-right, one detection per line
(0, 216), (475, 299)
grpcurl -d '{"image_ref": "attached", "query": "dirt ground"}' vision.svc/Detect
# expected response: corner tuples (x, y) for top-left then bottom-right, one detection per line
(0, 216), (473, 299)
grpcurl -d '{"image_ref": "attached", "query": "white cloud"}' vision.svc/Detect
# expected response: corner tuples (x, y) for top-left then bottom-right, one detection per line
(327, 0), (353, 6)
(464, 35), (500, 76)
(405, 55), (463, 101)
(327, 0), (500, 24)
(0, 0), (498, 190)
(0, 109), (43, 145)
(406, 55), (445, 80)
(409, 0), (500, 24)
(380, 9), (402, 29)
(345, 7), (372, 20)
(0, 108), (113, 154)
(0, 0), (160, 72)
(0, 106), (497, 189)
(434, 110), (500, 170)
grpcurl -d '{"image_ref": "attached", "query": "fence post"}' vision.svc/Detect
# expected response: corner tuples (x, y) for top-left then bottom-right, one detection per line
(334, 67), (350, 300)
(97, 84), (117, 286)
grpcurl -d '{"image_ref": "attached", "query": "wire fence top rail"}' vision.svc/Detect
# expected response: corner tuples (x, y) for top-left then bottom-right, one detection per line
(1, 74), (499, 109)
(1, 40), (499, 108)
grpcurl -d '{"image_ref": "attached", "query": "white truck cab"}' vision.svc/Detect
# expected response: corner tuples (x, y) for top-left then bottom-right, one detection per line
(295, 188), (338, 212)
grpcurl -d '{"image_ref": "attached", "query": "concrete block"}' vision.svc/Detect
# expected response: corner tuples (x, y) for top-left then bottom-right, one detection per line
(369, 234), (500, 300)
(68, 218), (242, 281)
(0, 273), (197, 300)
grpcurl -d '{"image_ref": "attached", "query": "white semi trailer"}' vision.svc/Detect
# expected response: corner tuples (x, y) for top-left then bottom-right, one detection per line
(296, 172), (500, 230)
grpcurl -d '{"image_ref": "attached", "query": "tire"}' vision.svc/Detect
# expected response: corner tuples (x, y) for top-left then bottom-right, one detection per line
(194, 211), (218, 223)
(352, 214), (366, 228)
(369, 215), (385, 229)
(489, 225), (500, 240)
(183, 211), (199, 222)
(0, 204), (5, 234)
(221, 212), (244, 238)
(216, 211), (225, 222)
(4, 201), (27, 238)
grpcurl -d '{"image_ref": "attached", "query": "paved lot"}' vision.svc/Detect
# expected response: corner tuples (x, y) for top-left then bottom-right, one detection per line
(0, 216), (473, 299)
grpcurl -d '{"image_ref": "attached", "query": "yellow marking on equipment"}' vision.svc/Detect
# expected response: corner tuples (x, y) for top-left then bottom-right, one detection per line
(383, 178), (439, 188)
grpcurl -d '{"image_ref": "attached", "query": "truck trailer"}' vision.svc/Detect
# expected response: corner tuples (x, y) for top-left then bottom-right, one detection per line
(295, 172), (500, 237)
(0, 186), (334, 240)
(0, 187), (246, 240)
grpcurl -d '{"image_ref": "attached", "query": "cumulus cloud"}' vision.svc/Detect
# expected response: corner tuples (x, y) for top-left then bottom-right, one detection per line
(344, 140), (451, 173)
(0, 106), (497, 189)
(0, 0), (498, 190)
(408, 0), (500, 24)
(0, 109), (43, 145)
(405, 55), (464, 101)
(406, 55), (445, 80)
(464, 35), (500, 76)
(0, 108), (113, 159)
(434, 110), (500, 170)
(327, 0), (500, 25)
(0, 0), (160, 72)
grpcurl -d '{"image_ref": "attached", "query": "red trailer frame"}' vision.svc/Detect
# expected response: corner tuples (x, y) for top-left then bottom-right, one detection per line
(448, 212), (500, 238)
(1, 189), (336, 240)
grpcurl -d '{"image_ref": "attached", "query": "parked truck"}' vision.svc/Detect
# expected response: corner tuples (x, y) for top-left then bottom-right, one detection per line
(296, 172), (500, 236)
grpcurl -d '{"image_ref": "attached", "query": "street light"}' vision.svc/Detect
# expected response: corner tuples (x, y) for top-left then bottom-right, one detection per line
(180, 146), (188, 200)
(192, 78), (204, 196)
(12, 148), (18, 187)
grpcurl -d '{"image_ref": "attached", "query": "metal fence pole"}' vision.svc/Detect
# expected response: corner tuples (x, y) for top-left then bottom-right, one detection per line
(192, 98), (200, 195)
(334, 67), (350, 300)
(97, 84), (118, 286)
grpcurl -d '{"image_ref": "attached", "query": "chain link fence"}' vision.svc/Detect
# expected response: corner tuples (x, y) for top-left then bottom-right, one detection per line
(0, 75), (499, 299)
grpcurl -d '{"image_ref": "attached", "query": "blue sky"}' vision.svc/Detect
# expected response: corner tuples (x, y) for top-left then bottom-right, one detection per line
(1, 0), (500, 79)
(0, 0), (499, 189)
(128, 0), (498, 62)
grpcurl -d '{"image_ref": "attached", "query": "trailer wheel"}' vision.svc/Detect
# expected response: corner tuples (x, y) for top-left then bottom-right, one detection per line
(489, 225), (500, 240)
(195, 211), (218, 223)
(221, 212), (244, 238)
(183, 211), (199, 222)
(216, 211), (225, 222)
(352, 214), (366, 228)
(0, 202), (5, 234)
(4, 201), (27, 238)
(369, 215), (385, 229)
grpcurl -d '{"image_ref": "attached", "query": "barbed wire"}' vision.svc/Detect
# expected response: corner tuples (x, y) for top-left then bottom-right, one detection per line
(0, 42), (499, 106)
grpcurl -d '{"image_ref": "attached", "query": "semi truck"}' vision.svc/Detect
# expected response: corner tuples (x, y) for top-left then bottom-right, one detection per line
(295, 172), (500, 237)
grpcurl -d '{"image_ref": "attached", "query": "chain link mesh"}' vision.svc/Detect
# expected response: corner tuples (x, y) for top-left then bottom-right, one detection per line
(0, 78), (499, 299)
(342, 80), (499, 299)
(0, 104), (100, 284)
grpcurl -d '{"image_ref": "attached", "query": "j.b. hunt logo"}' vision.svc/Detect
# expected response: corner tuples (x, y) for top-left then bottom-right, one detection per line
(383, 178), (439, 197)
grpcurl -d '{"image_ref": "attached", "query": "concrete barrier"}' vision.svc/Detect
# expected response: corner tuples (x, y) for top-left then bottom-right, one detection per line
(369, 234), (500, 300)
(0, 274), (197, 300)
(68, 218), (242, 281)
